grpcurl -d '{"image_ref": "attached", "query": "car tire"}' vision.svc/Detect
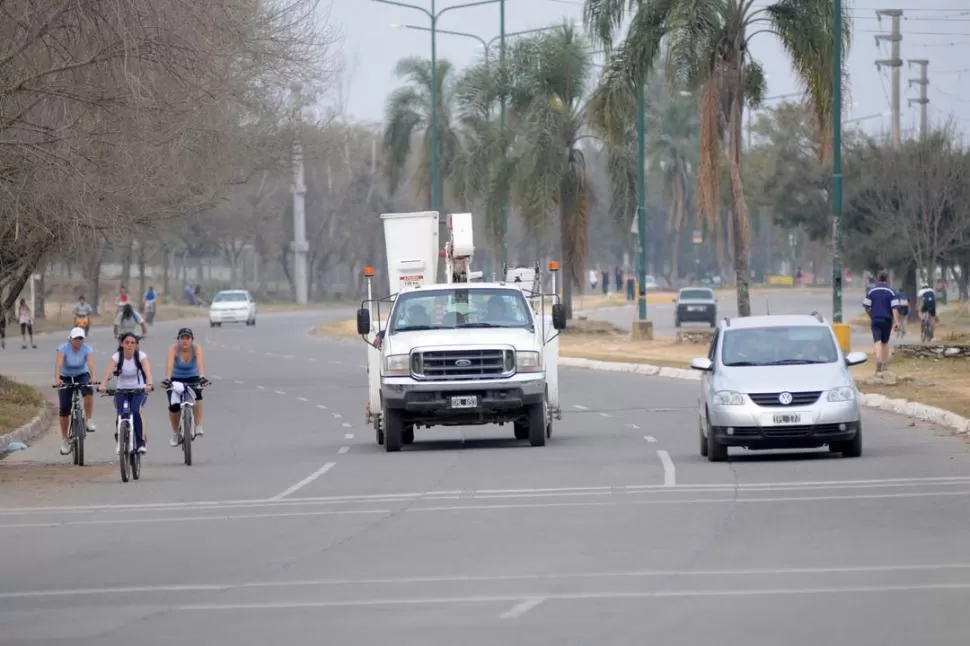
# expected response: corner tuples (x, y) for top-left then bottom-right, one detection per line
(383, 406), (403, 452)
(706, 425), (728, 462)
(699, 418), (708, 457)
(527, 400), (546, 447)
(836, 423), (863, 458)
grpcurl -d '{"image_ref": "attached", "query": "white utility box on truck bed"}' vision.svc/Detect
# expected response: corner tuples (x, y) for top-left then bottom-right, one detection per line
(357, 211), (565, 452)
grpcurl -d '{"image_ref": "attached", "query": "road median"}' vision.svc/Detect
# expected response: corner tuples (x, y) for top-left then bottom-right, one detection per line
(0, 376), (55, 458)
(316, 316), (970, 436)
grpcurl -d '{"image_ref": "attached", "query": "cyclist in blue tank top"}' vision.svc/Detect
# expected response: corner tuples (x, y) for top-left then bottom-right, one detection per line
(164, 327), (209, 446)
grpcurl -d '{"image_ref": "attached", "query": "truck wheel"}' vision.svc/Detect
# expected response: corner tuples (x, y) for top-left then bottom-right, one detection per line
(513, 422), (528, 440)
(383, 406), (403, 452)
(403, 425), (414, 445)
(527, 400), (546, 447)
(375, 419), (384, 445)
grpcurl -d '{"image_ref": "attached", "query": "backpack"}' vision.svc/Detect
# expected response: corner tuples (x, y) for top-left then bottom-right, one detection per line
(113, 349), (147, 384)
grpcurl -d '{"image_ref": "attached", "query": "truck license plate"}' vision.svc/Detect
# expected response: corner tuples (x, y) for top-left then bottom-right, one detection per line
(450, 396), (478, 409)
(771, 413), (801, 425)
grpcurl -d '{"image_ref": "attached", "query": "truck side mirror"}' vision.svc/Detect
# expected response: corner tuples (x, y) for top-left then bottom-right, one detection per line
(356, 308), (371, 335)
(552, 304), (566, 330)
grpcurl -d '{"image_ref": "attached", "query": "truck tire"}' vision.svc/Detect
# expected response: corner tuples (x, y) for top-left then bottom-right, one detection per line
(527, 400), (546, 447)
(403, 425), (414, 445)
(383, 406), (403, 452)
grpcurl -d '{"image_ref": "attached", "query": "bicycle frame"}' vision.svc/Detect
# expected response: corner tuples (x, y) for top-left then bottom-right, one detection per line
(109, 388), (145, 482)
(53, 379), (95, 466)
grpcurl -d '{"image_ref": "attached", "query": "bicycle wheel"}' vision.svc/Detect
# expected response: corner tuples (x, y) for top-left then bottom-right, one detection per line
(181, 407), (193, 466)
(119, 420), (131, 483)
(74, 413), (85, 467)
(131, 447), (141, 481)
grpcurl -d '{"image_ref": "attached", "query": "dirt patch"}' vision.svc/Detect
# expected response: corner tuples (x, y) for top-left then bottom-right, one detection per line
(850, 356), (970, 418)
(0, 377), (44, 436)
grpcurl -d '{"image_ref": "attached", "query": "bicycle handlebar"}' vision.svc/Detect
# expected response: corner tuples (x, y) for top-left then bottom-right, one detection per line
(52, 380), (101, 389)
(159, 378), (211, 389)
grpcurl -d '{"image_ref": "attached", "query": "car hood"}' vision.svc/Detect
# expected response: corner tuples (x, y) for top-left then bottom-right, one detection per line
(714, 363), (852, 392)
(386, 328), (538, 355)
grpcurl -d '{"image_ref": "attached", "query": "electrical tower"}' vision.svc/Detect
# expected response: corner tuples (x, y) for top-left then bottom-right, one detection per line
(875, 9), (903, 148)
(908, 59), (929, 138)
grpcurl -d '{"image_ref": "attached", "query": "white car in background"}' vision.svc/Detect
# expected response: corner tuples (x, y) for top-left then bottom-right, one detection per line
(209, 289), (257, 327)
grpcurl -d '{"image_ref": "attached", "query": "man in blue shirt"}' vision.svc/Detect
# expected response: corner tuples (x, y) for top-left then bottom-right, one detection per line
(862, 270), (901, 372)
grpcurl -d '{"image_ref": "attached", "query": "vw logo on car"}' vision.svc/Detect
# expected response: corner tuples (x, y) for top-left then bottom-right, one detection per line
(454, 359), (472, 368)
(778, 392), (793, 405)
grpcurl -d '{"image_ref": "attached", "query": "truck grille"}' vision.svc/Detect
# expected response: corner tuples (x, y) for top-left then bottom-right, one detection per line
(748, 391), (822, 407)
(413, 349), (512, 380)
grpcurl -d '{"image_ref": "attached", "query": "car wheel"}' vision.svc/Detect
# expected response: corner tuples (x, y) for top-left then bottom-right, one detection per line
(209, 321), (215, 328)
(837, 423), (863, 458)
(706, 425), (728, 462)
(699, 417), (708, 457)
(527, 400), (546, 447)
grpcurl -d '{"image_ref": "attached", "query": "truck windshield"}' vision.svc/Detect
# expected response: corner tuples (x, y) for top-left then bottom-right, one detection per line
(388, 288), (534, 333)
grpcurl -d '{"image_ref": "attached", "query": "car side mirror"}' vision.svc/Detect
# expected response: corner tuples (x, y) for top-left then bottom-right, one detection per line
(356, 308), (371, 335)
(690, 357), (713, 371)
(845, 351), (867, 366)
(551, 304), (567, 330)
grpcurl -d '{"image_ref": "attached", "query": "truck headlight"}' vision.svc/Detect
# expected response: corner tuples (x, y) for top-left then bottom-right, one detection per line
(713, 390), (747, 406)
(516, 351), (542, 373)
(826, 386), (856, 402)
(383, 354), (410, 377)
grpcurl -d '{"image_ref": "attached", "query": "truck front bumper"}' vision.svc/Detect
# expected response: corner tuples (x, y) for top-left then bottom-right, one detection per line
(381, 374), (546, 421)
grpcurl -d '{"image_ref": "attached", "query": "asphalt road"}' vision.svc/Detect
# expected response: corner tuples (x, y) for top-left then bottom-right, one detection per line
(593, 287), (878, 350)
(2, 307), (970, 645)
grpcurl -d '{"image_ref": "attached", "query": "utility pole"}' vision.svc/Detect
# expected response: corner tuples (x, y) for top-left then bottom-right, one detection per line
(908, 59), (929, 138)
(290, 83), (309, 305)
(875, 9), (902, 149)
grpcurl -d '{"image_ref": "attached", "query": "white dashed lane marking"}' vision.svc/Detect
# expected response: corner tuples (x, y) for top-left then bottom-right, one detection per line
(338, 446), (350, 454)
(316, 404), (327, 410)
(233, 380), (245, 385)
(275, 390), (286, 395)
(344, 433), (354, 440)
(644, 435), (657, 443)
(297, 397), (309, 402)
(341, 422), (351, 428)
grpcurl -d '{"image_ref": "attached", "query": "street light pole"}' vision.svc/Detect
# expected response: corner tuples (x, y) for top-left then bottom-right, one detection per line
(499, 0), (507, 270)
(831, 0), (844, 324)
(373, 0), (504, 215)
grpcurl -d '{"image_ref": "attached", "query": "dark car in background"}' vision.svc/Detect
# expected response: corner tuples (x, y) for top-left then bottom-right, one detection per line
(675, 287), (717, 327)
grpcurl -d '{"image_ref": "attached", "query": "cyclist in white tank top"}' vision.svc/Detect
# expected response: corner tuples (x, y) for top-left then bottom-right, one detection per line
(99, 332), (155, 454)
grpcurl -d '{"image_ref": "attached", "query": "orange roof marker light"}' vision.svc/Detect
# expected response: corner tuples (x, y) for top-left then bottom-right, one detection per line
(547, 261), (560, 272)
(363, 266), (375, 277)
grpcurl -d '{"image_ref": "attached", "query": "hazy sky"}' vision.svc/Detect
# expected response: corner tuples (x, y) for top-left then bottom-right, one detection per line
(329, 0), (970, 138)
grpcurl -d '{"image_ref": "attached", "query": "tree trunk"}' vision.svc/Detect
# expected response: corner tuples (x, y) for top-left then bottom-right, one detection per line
(559, 203), (573, 320)
(35, 268), (47, 320)
(121, 240), (133, 288)
(727, 79), (752, 316)
(137, 246), (147, 307)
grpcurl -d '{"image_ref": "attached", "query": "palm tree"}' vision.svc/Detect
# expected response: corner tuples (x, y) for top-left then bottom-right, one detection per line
(453, 25), (594, 319)
(382, 57), (462, 210)
(584, 0), (851, 316)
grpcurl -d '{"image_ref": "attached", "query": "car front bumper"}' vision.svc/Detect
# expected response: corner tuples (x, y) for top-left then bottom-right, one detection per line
(381, 373), (546, 423)
(708, 399), (861, 447)
(210, 309), (251, 323)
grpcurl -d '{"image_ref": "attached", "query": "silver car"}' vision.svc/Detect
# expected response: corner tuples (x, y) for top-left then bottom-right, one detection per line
(690, 314), (868, 462)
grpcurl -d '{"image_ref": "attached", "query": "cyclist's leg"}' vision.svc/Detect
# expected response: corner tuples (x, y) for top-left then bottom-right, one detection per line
(133, 394), (147, 451)
(79, 373), (95, 431)
(189, 377), (205, 435)
(57, 380), (73, 454)
(165, 382), (181, 434)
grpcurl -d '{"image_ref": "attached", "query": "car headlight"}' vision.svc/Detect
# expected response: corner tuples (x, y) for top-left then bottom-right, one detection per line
(383, 354), (410, 377)
(516, 351), (542, 373)
(713, 390), (747, 406)
(826, 386), (856, 402)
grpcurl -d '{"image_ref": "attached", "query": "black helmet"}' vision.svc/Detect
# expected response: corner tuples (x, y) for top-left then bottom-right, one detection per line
(177, 327), (194, 339)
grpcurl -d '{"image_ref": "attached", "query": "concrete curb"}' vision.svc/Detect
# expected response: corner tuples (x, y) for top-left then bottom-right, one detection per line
(559, 356), (970, 435)
(0, 401), (57, 458)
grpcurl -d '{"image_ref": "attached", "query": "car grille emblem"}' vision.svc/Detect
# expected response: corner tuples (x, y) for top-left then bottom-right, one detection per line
(455, 359), (472, 368)
(778, 392), (793, 405)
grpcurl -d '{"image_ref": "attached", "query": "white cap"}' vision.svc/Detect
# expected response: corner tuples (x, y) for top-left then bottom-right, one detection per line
(69, 327), (86, 340)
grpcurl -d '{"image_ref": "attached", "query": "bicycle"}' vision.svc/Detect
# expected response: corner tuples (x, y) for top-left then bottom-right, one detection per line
(921, 311), (935, 343)
(161, 378), (209, 466)
(104, 387), (146, 482)
(52, 379), (99, 466)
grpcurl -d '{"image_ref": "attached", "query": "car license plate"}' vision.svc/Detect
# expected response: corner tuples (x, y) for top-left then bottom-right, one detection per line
(688, 305), (702, 311)
(770, 413), (802, 425)
(450, 396), (478, 409)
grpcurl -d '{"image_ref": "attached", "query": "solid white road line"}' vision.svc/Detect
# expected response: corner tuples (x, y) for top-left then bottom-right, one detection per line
(177, 582), (970, 611)
(269, 463), (336, 501)
(499, 597), (546, 619)
(6, 563), (970, 600)
(644, 435), (657, 443)
(656, 450), (676, 487)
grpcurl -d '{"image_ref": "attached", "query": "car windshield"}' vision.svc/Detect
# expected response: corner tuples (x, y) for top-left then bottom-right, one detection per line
(679, 289), (713, 300)
(388, 287), (534, 333)
(721, 325), (839, 366)
(214, 292), (247, 302)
